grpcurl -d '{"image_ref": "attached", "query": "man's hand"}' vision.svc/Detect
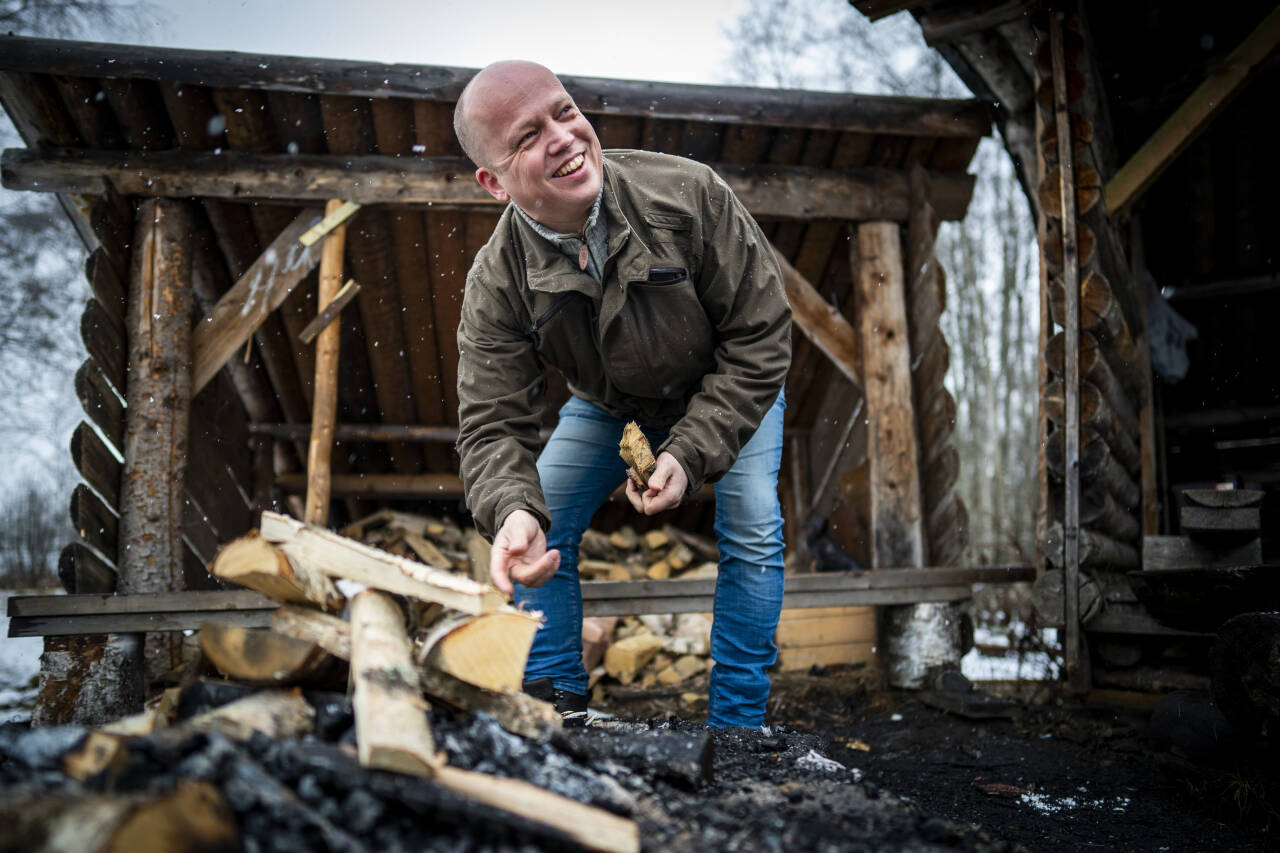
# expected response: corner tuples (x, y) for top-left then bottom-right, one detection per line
(624, 451), (688, 516)
(489, 509), (560, 595)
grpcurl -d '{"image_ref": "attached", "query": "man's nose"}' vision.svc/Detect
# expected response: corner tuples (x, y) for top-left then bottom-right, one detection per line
(546, 120), (574, 151)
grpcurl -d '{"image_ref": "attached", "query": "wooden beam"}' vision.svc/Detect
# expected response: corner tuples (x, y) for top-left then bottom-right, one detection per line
(918, 0), (1036, 45)
(773, 245), (861, 388)
(297, 278), (359, 345)
(1104, 6), (1280, 218)
(190, 206), (325, 393)
(7, 565), (1036, 636)
(119, 198), (195, 682)
(2, 148), (979, 222)
(304, 198), (348, 526)
(0, 36), (991, 138)
(854, 222), (925, 569)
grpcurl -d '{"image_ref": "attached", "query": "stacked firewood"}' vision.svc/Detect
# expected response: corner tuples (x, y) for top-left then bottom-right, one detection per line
(338, 508), (722, 698)
(1034, 13), (1145, 572)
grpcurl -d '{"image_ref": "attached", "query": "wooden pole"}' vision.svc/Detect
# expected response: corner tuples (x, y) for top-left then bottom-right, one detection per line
(855, 222), (925, 569)
(305, 198), (347, 526)
(118, 197), (196, 688)
(1051, 14), (1088, 694)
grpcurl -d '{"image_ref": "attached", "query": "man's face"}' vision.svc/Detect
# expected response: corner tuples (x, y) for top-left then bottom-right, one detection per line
(470, 64), (603, 234)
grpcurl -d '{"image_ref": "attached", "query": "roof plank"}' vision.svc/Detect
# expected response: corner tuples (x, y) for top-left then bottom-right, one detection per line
(0, 35), (991, 138)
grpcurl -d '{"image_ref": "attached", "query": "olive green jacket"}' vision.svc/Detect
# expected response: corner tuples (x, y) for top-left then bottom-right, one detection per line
(456, 150), (791, 539)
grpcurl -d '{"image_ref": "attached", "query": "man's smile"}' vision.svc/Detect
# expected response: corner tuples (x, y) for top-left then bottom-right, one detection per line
(552, 153), (586, 178)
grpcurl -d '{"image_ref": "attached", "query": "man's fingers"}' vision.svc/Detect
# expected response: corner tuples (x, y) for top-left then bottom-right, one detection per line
(509, 548), (561, 588)
(624, 478), (645, 513)
(489, 552), (514, 595)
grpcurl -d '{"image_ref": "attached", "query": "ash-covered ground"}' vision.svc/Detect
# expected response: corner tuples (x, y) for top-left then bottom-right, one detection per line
(2, 666), (1275, 852)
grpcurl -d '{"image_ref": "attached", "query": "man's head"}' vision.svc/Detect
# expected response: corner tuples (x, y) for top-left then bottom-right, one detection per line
(454, 61), (603, 234)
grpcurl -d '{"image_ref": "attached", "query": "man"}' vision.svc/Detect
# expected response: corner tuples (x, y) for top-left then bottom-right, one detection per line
(453, 61), (791, 728)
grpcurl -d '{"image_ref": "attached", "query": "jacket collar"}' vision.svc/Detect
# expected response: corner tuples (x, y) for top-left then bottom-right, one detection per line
(517, 156), (649, 295)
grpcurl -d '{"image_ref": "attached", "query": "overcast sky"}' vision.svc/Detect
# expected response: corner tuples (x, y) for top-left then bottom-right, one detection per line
(133, 0), (753, 86)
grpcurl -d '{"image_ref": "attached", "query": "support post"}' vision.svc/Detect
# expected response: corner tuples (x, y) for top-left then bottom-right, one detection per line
(304, 198), (347, 526)
(1051, 14), (1088, 694)
(119, 197), (196, 692)
(855, 222), (957, 688)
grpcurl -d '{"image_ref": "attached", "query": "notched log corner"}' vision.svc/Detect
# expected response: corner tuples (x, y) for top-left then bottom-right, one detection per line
(619, 422), (656, 489)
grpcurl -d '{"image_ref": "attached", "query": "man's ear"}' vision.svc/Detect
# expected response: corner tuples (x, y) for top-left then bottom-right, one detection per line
(475, 167), (510, 203)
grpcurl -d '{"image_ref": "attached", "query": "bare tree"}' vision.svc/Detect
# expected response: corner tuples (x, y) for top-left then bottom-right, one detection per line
(0, 483), (67, 588)
(723, 0), (1040, 565)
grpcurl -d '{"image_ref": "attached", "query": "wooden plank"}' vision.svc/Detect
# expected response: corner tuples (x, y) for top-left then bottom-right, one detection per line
(855, 222), (925, 569)
(9, 610), (272, 638)
(773, 247), (860, 388)
(1179, 506), (1261, 534)
(259, 511), (505, 614)
(0, 36), (991, 138)
(1105, 7), (1280, 218)
(74, 360), (124, 448)
(70, 421), (121, 510)
(776, 609), (876, 647)
(190, 205), (325, 394)
(56, 541), (117, 595)
(70, 483), (118, 560)
(776, 640), (877, 672)
(3, 147), (981, 222)
(8, 590), (273, 617)
(297, 278), (359, 344)
(84, 248), (127, 332)
(918, 0), (1035, 45)
(80, 298), (126, 390)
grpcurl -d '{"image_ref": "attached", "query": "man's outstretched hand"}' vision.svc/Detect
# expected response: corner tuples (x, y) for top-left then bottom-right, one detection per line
(625, 451), (688, 516)
(489, 509), (560, 595)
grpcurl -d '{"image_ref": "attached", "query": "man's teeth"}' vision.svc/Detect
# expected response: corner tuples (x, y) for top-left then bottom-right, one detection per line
(553, 154), (585, 177)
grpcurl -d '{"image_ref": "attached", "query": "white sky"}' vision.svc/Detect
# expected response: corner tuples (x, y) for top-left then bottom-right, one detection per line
(133, 0), (754, 86)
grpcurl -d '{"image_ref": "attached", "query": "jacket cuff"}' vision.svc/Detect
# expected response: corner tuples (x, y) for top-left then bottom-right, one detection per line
(493, 494), (551, 542)
(657, 435), (704, 497)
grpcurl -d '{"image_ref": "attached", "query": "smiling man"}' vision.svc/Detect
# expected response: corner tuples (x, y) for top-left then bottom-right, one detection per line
(453, 61), (791, 728)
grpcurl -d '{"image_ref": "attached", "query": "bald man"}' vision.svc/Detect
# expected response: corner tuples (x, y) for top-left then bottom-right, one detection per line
(453, 61), (791, 728)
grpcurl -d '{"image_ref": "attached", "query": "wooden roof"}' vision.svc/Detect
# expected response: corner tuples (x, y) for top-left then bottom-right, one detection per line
(0, 35), (988, 530)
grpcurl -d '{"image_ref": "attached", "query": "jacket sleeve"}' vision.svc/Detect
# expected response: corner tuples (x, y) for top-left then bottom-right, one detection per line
(656, 172), (792, 494)
(455, 268), (552, 542)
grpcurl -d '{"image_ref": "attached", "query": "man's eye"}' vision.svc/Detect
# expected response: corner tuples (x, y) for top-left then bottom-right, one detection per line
(560, 105), (573, 117)
(519, 130), (536, 145)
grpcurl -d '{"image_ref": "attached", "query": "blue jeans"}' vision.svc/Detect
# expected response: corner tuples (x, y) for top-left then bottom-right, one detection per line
(514, 392), (786, 728)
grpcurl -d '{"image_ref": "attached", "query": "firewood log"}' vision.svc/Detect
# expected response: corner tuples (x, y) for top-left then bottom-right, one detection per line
(416, 610), (541, 692)
(619, 421), (656, 488)
(197, 622), (335, 687)
(209, 530), (345, 612)
(350, 590), (443, 776)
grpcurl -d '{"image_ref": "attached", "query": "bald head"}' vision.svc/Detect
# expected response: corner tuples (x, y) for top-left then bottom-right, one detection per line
(454, 60), (563, 169)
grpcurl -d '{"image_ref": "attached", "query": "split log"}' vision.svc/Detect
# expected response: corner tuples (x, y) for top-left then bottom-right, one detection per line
(1042, 218), (1094, 273)
(1046, 426), (1141, 510)
(663, 524), (719, 563)
(62, 731), (129, 782)
(1043, 379), (1140, 474)
(350, 589), (443, 776)
(1045, 521), (1138, 569)
(1046, 329), (1141, 440)
(1040, 150), (1102, 215)
(197, 623), (335, 687)
(404, 530), (451, 569)
(432, 765), (640, 853)
(0, 780), (239, 853)
(184, 687), (315, 741)
(605, 634), (665, 685)
(416, 610), (541, 693)
(418, 667), (561, 739)
(619, 421), (656, 489)
(271, 604), (352, 659)
(259, 510), (504, 614)
(465, 529), (492, 585)
(209, 530), (345, 612)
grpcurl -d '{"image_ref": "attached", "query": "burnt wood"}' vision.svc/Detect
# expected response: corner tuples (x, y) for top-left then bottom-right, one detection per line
(2, 147), (979, 222)
(0, 36), (992, 137)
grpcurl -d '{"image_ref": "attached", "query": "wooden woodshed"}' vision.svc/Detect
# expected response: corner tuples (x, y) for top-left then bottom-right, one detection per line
(1, 34), (1016, 722)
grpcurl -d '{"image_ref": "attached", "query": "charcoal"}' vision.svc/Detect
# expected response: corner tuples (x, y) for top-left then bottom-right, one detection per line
(342, 788), (384, 835)
(568, 727), (714, 789)
(176, 679), (257, 720)
(305, 691), (354, 741)
(0, 723), (87, 771)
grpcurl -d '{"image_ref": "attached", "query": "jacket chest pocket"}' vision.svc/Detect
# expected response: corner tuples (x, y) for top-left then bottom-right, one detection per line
(524, 292), (605, 391)
(605, 270), (716, 399)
